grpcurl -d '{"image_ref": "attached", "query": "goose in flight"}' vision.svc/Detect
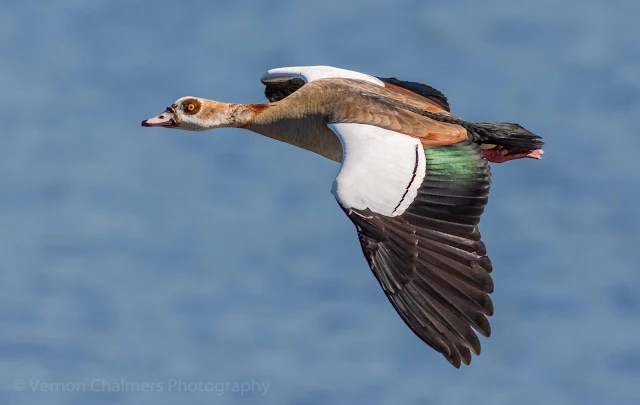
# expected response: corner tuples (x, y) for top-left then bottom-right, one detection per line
(142, 66), (544, 367)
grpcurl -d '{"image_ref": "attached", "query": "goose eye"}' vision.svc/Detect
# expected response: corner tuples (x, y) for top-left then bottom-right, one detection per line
(187, 103), (195, 111)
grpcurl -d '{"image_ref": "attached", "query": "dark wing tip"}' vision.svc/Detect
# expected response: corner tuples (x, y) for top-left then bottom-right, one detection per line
(348, 206), (494, 368)
(377, 76), (451, 112)
(262, 77), (306, 102)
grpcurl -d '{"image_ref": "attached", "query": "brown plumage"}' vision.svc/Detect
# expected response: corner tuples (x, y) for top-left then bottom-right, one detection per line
(247, 79), (468, 160)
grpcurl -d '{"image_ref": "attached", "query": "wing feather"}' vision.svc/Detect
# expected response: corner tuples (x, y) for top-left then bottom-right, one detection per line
(377, 76), (451, 112)
(335, 137), (494, 367)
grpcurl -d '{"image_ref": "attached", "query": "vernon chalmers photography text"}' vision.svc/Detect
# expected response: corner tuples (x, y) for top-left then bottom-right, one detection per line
(13, 378), (270, 395)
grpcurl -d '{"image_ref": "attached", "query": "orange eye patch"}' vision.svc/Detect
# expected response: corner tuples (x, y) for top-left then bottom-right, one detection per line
(187, 103), (195, 111)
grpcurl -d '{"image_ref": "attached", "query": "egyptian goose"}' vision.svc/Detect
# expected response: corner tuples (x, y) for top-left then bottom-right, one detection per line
(142, 66), (544, 367)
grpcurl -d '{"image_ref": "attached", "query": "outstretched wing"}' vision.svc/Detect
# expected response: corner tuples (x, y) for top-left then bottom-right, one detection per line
(329, 121), (494, 367)
(261, 65), (385, 102)
(261, 66), (450, 114)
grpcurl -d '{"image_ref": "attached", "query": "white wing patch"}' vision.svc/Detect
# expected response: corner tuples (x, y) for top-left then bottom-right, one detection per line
(261, 65), (384, 86)
(328, 123), (426, 217)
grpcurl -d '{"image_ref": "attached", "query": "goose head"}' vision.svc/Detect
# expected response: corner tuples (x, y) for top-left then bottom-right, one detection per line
(141, 96), (242, 131)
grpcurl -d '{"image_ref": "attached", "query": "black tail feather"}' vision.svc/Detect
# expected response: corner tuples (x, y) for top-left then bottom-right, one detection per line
(469, 122), (544, 150)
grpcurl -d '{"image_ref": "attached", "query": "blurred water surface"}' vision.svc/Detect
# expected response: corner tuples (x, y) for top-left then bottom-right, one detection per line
(1, 1), (639, 404)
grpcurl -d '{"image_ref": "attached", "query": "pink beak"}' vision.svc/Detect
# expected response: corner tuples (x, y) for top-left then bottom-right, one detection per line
(141, 108), (177, 128)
